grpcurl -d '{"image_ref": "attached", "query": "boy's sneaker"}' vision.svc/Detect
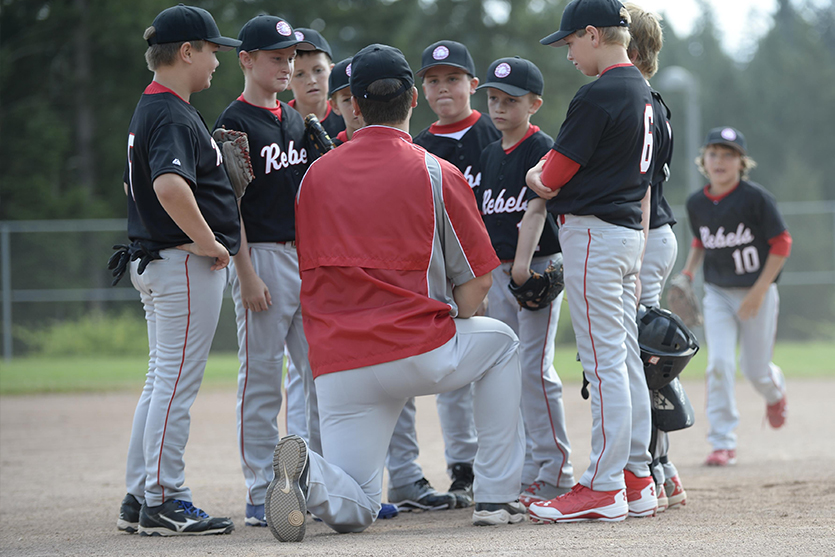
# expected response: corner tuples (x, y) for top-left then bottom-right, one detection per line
(138, 500), (234, 536)
(705, 449), (737, 466)
(472, 501), (527, 526)
(655, 483), (669, 513)
(117, 493), (141, 533)
(624, 470), (658, 518)
(245, 503), (267, 527)
(519, 481), (571, 508)
(665, 475), (687, 508)
(388, 477), (456, 511)
(448, 463), (474, 508)
(265, 435), (310, 542)
(528, 484), (628, 523)
(378, 503), (399, 519)
(766, 396), (787, 429)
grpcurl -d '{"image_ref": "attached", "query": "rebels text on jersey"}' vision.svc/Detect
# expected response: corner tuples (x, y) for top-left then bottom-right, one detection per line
(477, 127), (560, 260)
(649, 89), (676, 230)
(413, 110), (501, 189)
(686, 180), (788, 288)
(124, 83), (240, 254)
(215, 98), (308, 243)
(546, 64), (653, 230)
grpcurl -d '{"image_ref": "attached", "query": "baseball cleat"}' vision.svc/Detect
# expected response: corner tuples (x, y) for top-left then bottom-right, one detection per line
(624, 470), (658, 518)
(265, 435), (310, 542)
(655, 483), (669, 513)
(766, 395), (787, 429)
(138, 499), (234, 536)
(448, 462), (475, 508)
(705, 449), (737, 466)
(117, 493), (141, 533)
(472, 501), (527, 526)
(519, 481), (571, 508)
(387, 477), (457, 511)
(378, 503), (399, 519)
(665, 475), (687, 508)
(528, 484), (628, 523)
(245, 503), (267, 527)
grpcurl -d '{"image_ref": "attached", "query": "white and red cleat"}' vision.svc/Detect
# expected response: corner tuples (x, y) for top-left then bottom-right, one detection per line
(656, 483), (669, 513)
(624, 470), (657, 518)
(705, 449), (737, 466)
(766, 396), (787, 429)
(528, 484), (628, 523)
(665, 475), (687, 508)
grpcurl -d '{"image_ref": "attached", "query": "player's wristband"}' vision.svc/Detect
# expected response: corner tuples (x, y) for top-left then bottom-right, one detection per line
(681, 270), (693, 281)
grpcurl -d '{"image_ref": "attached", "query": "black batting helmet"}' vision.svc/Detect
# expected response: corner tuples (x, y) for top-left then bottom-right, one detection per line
(637, 306), (699, 391)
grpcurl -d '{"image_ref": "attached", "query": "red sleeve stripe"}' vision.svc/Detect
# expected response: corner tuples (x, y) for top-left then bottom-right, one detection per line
(541, 150), (581, 191)
(768, 230), (792, 257)
(691, 237), (704, 249)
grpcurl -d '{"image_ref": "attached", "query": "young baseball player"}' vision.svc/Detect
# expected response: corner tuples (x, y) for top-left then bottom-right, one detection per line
(680, 127), (791, 467)
(265, 44), (526, 542)
(213, 14), (321, 528)
(384, 40), (503, 510)
(328, 57), (363, 144)
(116, 4), (240, 536)
(474, 56), (575, 507)
(625, 2), (686, 510)
(288, 28), (346, 138)
(520, 0), (658, 522)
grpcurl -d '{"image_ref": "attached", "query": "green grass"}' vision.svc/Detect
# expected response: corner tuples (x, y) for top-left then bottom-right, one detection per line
(1, 341), (833, 395)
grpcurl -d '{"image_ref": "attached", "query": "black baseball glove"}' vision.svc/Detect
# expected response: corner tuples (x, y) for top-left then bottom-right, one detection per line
(304, 114), (336, 160)
(508, 254), (564, 311)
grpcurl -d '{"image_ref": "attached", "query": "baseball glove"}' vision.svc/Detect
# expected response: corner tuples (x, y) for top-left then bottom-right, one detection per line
(508, 255), (564, 311)
(304, 114), (336, 159)
(666, 273), (703, 328)
(212, 128), (254, 199)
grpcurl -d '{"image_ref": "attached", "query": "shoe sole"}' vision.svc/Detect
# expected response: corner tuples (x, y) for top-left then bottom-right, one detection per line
(667, 493), (687, 508)
(116, 519), (138, 534)
(389, 499), (454, 512)
(138, 524), (234, 536)
(266, 436), (308, 542)
(472, 509), (527, 526)
(705, 459), (737, 466)
(244, 517), (268, 527)
(529, 502), (628, 524)
(627, 505), (657, 518)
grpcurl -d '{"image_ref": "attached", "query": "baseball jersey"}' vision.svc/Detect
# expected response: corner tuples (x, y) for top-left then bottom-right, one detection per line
(477, 125), (560, 260)
(288, 99), (346, 138)
(686, 179), (788, 288)
(215, 97), (308, 242)
(546, 64), (653, 230)
(124, 82), (240, 254)
(649, 89), (676, 230)
(413, 110), (501, 189)
(296, 125), (500, 376)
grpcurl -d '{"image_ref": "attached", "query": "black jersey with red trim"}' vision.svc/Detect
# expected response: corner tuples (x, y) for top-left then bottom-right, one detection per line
(288, 98), (346, 139)
(476, 126), (560, 260)
(546, 64), (653, 230)
(686, 179), (787, 288)
(215, 97), (308, 243)
(649, 89), (676, 230)
(413, 110), (501, 189)
(123, 82), (240, 254)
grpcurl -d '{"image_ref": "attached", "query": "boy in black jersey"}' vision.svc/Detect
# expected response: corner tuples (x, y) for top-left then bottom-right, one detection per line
(214, 15), (319, 528)
(328, 57), (363, 145)
(117, 4), (240, 537)
(474, 56), (575, 508)
(288, 28), (346, 138)
(679, 127), (791, 467)
(522, 0), (657, 523)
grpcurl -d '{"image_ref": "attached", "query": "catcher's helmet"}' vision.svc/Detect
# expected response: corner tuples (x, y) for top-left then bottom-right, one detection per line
(637, 306), (699, 391)
(652, 377), (695, 432)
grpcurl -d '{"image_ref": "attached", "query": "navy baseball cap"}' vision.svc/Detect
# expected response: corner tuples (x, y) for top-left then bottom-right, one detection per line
(541, 0), (629, 47)
(148, 4), (240, 50)
(237, 15), (309, 53)
(329, 57), (353, 96)
(293, 28), (333, 60)
(477, 57), (544, 97)
(416, 40), (476, 78)
(350, 44), (414, 101)
(704, 127), (747, 155)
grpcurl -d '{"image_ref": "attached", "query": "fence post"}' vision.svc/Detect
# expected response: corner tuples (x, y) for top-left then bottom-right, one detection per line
(2, 224), (12, 361)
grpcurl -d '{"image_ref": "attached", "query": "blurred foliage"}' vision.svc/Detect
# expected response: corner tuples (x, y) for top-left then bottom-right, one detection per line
(14, 310), (148, 356)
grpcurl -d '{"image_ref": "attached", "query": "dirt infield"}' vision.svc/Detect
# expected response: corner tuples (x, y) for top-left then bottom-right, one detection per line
(2, 378), (834, 556)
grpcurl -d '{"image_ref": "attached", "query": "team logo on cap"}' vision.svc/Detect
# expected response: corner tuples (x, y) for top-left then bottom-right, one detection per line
(494, 63), (511, 78)
(276, 21), (292, 36)
(346, 63), (352, 77)
(294, 30), (304, 41)
(433, 45), (450, 60)
(721, 128), (737, 141)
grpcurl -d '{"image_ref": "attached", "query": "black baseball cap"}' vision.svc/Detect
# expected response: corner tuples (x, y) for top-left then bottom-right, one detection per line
(416, 40), (476, 78)
(476, 57), (544, 97)
(329, 58), (353, 96)
(293, 28), (333, 60)
(541, 0), (629, 47)
(148, 4), (240, 50)
(704, 127), (747, 155)
(350, 44), (414, 101)
(237, 15), (308, 53)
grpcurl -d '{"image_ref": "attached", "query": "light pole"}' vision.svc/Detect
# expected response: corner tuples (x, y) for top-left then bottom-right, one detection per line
(656, 65), (701, 194)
